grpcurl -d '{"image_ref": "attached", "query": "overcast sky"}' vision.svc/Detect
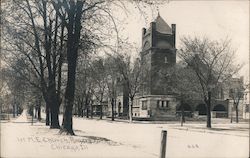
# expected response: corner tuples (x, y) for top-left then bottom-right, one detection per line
(112, 0), (249, 82)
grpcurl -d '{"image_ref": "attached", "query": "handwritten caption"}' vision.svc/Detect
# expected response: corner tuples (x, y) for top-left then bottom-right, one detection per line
(16, 136), (114, 152)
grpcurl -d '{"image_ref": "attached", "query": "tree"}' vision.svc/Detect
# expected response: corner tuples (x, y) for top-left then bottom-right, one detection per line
(105, 56), (119, 121)
(179, 36), (241, 128)
(228, 78), (245, 123)
(52, 0), (119, 133)
(154, 60), (203, 126)
(74, 55), (92, 118)
(2, 0), (66, 128)
(52, 0), (95, 135)
(89, 58), (109, 120)
(161, 63), (202, 126)
(115, 54), (142, 122)
(2, 60), (28, 117)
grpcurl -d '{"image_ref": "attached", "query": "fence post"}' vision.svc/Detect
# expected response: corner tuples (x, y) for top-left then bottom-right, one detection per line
(160, 130), (167, 158)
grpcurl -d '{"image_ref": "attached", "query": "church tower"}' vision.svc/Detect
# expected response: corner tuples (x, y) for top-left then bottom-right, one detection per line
(141, 14), (176, 95)
(111, 14), (178, 119)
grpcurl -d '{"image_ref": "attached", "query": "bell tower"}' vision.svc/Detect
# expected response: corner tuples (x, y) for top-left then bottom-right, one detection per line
(140, 14), (176, 95)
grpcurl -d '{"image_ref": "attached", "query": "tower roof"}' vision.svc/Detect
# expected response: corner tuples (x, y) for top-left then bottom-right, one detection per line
(154, 14), (172, 34)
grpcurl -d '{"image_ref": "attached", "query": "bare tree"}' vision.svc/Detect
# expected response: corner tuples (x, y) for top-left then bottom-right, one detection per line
(158, 63), (202, 126)
(2, 0), (66, 128)
(105, 56), (119, 121)
(179, 36), (242, 128)
(89, 58), (108, 120)
(228, 78), (245, 123)
(115, 54), (142, 122)
(2, 60), (29, 117)
(52, 0), (100, 134)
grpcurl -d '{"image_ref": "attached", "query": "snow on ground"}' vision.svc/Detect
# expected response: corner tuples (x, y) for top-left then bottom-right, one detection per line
(1, 111), (249, 158)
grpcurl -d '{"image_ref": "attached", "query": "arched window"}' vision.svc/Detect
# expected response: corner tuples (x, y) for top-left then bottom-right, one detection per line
(195, 104), (207, 115)
(213, 104), (226, 111)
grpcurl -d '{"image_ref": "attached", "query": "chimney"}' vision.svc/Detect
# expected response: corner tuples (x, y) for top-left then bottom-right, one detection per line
(171, 24), (176, 48)
(171, 24), (176, 34)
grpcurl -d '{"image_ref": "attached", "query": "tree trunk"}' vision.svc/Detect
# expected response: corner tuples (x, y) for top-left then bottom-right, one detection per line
(181, 100), (185, 126)
(50, 99), (60, 129)
(34, 107), (37, 119)
(37, 106), (41, 121)
(206, 91), (212, 128)
(61, 61), (76, 135)
(77, 100), (81, 117)
(230, 106), (233, 123)
(37, 97), (41, 121)
(111, 98), (115, 121)
(91, 105), (93, 119)
(236, 104), (239, 123)
(129, 98), (133, 123)
(60, 0), (83, 136)
(45, 103), (50, 126)
(85, 97), (89, 118)
(100, 104), (103, 119)
(13, 103), (16, 118)
(81, 109), (84, 117)
(80, 102), (84, 117)
(47, 88), (60, 129)
(86, 106), (89, 118)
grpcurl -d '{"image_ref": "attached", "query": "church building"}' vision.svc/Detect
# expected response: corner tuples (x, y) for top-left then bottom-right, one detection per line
(109, 14), (247, 121)
(132, 14), (178, 119)
(112, 14), (179, 120)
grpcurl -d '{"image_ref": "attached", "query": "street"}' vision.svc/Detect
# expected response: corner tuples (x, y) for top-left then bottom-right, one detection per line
(1, 110), (249, 158)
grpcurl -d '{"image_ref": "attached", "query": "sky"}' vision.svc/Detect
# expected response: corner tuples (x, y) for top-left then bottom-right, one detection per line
(0, 1), (249, 82)
(112, 0), (249, 82)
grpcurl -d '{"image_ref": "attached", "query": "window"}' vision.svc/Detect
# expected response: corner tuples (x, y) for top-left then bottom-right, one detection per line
(134, 99), (139, 107)
(166, 101), (169, 108)
(159, 100), (170, 108)
(246, 104), (249, 112)
(164, 56), (168, 63)
(161, 101), (164, 108)
(157, 100), (160, 108)
(142, 101), (147, 110)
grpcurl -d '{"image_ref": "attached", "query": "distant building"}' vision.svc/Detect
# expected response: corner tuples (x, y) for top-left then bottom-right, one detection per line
(91, 100), (109, 116)
(225, 77), (247, 120)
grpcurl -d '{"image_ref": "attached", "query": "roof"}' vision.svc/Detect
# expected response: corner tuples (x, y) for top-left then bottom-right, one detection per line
(154, 14), (172, 34)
